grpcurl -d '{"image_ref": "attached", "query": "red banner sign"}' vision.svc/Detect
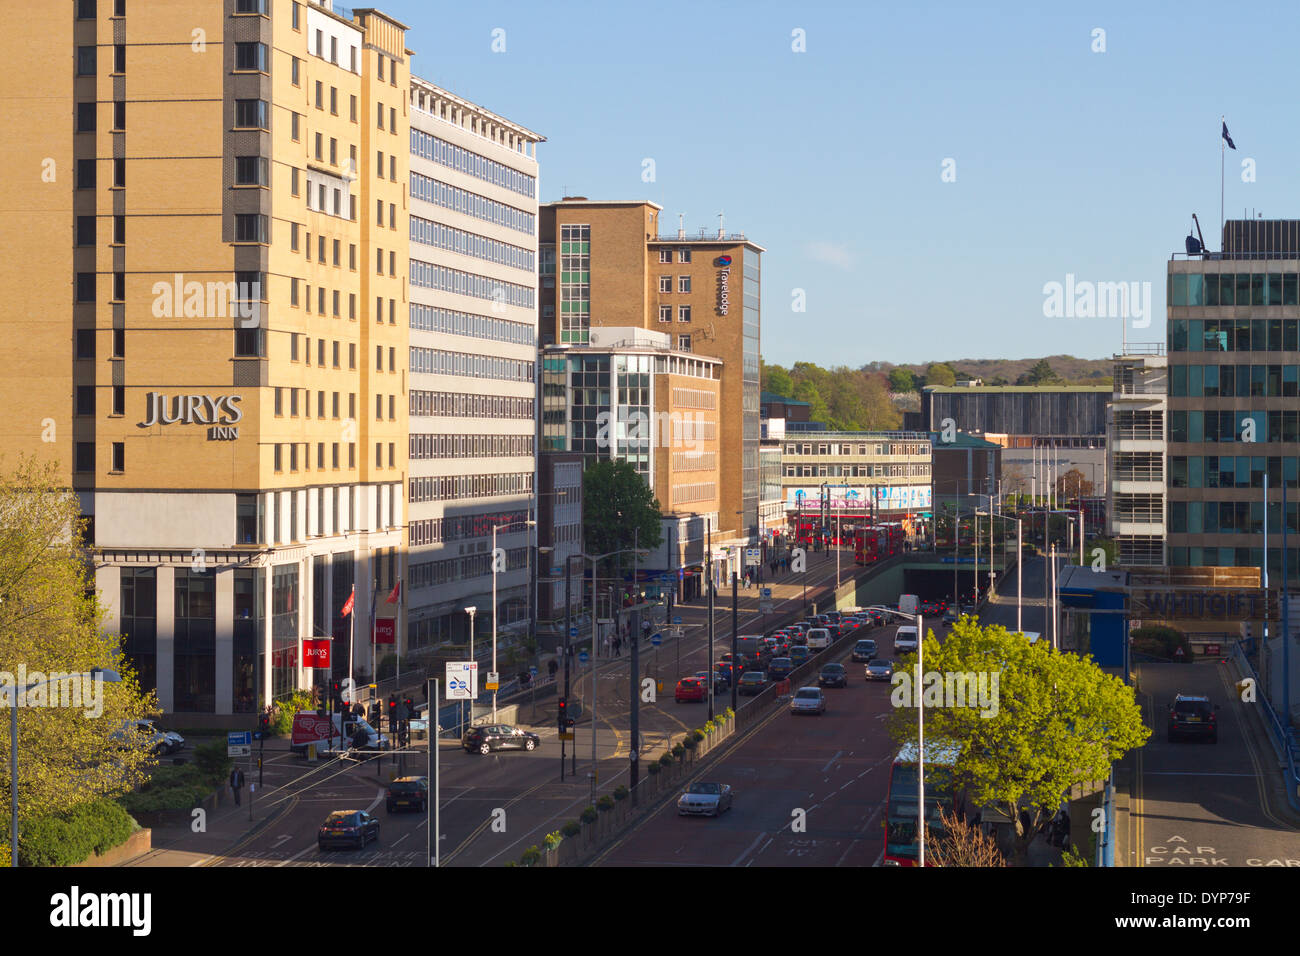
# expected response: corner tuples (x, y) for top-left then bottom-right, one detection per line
(302, 638), (331, 669)
(373, 618), (396, 644)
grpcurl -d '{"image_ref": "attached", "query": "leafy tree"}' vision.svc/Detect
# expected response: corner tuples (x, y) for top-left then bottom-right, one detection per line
(1017, 359), (1060, 386)
(0, 456), (157, 842)
(582, 460), (663, 575)
(925, 363), (956, 387)
(886, 618), (1149, 865)
(792, 380), (830, 424)
(762, 362), (794, 398)
(888, 368), (916, 393)
(1055, 467), (1094, 499)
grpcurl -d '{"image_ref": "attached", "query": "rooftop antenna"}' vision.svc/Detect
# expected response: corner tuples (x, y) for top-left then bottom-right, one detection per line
(678, 213), (685, 240)
(717, 210), (725, 239)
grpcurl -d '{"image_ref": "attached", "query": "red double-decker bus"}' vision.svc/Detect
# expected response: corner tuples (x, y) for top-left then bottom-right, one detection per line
(855, 522), (905, 565)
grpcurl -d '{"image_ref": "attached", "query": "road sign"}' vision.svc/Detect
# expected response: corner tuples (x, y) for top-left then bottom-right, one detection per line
(760, 587), (772, 599)
(227, 731), (251, 757)
(745, 548), (761, 566)
(578, 651), (590, 665)
(529, 665), (538, 677)
(672, 615), (682, 626)
(569, 626), (579, 638)
(446, 661), (478, 701)
(651, 632), (663, 646)
(486, 671), (499, 691)
(559, 731), (574, 741)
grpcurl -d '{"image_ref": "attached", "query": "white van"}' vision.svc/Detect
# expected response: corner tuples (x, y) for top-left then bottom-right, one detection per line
(805, 627), (832, 651)
(894, 625), (919, 653)
(291, 710), (390, 755)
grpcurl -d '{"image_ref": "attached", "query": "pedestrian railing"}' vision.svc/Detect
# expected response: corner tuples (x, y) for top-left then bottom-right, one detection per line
(1232, 638), (1300, 813)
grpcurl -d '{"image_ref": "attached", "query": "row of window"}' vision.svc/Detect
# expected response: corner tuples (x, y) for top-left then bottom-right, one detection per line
(658, 305), (693, 323)
(658, 275), (693, 293)
(408, 547), (527, 590)
(1168, 500), (1300, 534)
(409, 509), (530, 547)
(1169, 319), (1300, 352)
(671, 452), (717, 471)
(410, 259), (534, 308)
(1168, 409), (1300, 443)
(409, 303), (534, 345)
(408, 434), (535, 460)
(783, 442), (930, 457)
(407, 473), (533, 503)
(672, 482), (716, 504)
(1170, 547), (1300, 578)
(273, 442), (355, 473)
(410, 216), (535, 273)
(658, 248), (693, 263)
(410, 390), (533, 419)
(1169, 456), (1300, 489)
(409, 346), (534, 382)
(1170, 364), (1300, 397)
(74, 442), (124, 473)
(410, 128), (536, 198)
(1169, 271), (1300, 307)
(410, 172), (535, 235)
(784, 464), (932, 478)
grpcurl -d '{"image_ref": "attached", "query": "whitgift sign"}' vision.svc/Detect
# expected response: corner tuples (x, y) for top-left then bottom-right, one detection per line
(142, 393), (243, 440)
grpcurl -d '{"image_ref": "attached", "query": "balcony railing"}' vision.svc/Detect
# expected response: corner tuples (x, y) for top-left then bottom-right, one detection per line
(655, 230), (749, 243)
(1113, 426), (1164, 442)
(1113, 382), (1167, 396)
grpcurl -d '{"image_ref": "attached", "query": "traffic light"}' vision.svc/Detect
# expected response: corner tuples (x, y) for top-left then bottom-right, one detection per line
(257, 711), (269, 734)
(403, 696), (414, 715)
(557, 696), (567, 730)
(387, 694), (398, 732)
(330, 679), (342, 707)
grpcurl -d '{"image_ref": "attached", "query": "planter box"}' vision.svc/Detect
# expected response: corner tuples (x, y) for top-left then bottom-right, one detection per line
(75, 827), (152, 867)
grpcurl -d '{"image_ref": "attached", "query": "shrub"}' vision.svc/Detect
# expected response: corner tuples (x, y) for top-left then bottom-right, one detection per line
(703, 720), (716, 734)
(683, 735), (698, 750)
(725, 707), (735, 719)
(671, 743), (685, 757)
(543, 830), (564, 851)
(271, 690), (314, 737)
(520, 845), (541, 866)
(596, 795), (615, 812)
(647, 761), (661, 775)
(580, 805), (598, 824)
(193, 740), (232, 783)
(613, 785), (629, 801)
(561, 820), (581, 837)
(659, 753), (674, 767)
(18, 799), (135, 866)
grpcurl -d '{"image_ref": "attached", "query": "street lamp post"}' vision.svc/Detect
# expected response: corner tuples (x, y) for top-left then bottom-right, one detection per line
(463, 606), (477, 736)
(9, 668), (122, 866)
(490, 519), (536, 722)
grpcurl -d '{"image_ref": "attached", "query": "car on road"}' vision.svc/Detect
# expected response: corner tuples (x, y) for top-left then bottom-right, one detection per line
(789, 686), (827, 715)
(787, 630), (808, 647)
(462, 724), (541, 755)
(806, 628), (832, 651)
(851, 639), (878, 662)
(677, 781), (733, 817)
(1168, 694), (1219, 743)
(318, 810), (379, 850)
(767, 657), (795, 681)
(818, 663), (848, 688)
(865, 659), (894, 681)
(894, 626), (919, 653)
(738, 671), (768, 696)
(386, 776), (429, 813)
(718, 652), (749, 671)
(692, 670), (727, 695)
(943, 607), (959, 625)
(789, 645), (812, 666)
(675, 677), (707, 703)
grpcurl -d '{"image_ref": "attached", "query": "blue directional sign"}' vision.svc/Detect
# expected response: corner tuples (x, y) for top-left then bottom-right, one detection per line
(672, 615), (682, 626)
(228, 731), (251, 748)
(578, 650), (590, 665)
(651, 632), (663, 646)
(570, 626), (579, 638)
(529, 666), (538, 677)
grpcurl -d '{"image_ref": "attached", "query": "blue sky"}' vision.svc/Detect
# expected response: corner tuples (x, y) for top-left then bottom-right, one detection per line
(387, 0), (1300, 367)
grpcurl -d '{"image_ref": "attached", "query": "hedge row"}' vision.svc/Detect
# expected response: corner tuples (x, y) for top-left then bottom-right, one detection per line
(17, 800), (135, 867)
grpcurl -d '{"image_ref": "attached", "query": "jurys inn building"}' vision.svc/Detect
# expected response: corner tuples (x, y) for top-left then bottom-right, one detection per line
(2, 0), (540, 719)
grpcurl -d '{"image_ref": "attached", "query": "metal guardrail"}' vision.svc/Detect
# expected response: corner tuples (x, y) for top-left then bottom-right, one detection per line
(1232, 639), (1300, 813)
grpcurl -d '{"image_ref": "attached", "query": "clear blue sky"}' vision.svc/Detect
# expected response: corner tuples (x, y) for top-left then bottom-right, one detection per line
(387, 0), (1298, 367)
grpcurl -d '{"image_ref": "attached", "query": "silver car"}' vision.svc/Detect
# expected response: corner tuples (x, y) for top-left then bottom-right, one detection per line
(677, 781), (733, 817)
(865, 659), (895, 682)
(789, 686), (826, 715)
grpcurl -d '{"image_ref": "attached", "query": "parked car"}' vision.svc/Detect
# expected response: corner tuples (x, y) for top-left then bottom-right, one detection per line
(675, 677), (707, 703)
(1168, 694), (1219, 743)
(818, 663), (848, 688)
(462, 724), (541, 755)
(851, 639), (878, 662)
(386, 776), (429, 813)
(767, 657), (795, 680)
(738, 671), (768, 696)
(789, 686), (827, 715)
(318, 810), (379, 850)
(677, 782), (733, 817)
(865, 659), (895, 681)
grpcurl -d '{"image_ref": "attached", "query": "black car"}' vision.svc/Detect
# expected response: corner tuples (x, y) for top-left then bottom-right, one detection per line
(386, 776), (429, 812)
(767, 657), (795, 680)
(851, 639), (878, 662)
(1167, 694), (1219, 743)
(463, 724), (542, 755)
(818, 663), (848, 688)
(318, 810), (380, 850)
(737, 671), (768, 696)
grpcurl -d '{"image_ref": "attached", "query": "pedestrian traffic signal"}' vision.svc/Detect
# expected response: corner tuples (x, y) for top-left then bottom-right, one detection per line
(557, 696), (567, 728)
(403, 696), (414, 714)
(330, 679), (342, 704)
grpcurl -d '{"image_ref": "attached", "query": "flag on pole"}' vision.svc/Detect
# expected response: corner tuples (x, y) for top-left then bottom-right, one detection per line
(386, 579), (401, 605)
(1222, 121), (1236, 150)
(340, 586), (355, 618)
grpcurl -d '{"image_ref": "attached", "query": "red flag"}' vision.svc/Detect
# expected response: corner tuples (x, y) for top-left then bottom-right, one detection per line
(385, 579), (401, 605)
(340, 586), (355, 618)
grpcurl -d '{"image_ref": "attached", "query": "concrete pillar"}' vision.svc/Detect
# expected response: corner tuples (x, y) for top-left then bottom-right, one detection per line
(155, 566), (176, 714)
(214, 567), (234, 716)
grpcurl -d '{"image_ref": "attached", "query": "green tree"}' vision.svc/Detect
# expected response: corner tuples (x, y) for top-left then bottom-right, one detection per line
(762, 362), (794, 398)
(888, 368), (916, 393)
(0, 456), (157, 844)
(925, 362), (957, 387)
(582, 460), (663, 571)
(1017, 359), (1060, 386)
(792, 380), (830, 424)
(886, 618), (1149, 865)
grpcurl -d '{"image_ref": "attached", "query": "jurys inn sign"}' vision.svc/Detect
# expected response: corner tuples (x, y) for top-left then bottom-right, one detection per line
(141, 393), (243, 440)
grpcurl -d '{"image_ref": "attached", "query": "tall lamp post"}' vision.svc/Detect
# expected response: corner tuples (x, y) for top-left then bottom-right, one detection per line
(9, 668), (122, 866)
(490, 518), (536, 722)
(462, 606), (477, 736)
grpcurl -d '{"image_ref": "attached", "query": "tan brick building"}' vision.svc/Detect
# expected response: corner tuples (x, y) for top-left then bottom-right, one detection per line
(1, 0), (410, 718)
(538, 201), (763, 586)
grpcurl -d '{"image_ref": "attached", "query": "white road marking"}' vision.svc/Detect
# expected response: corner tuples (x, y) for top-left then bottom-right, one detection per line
(821, 750), (843, 773)
(731, 832), (767, 867)
(276, 844), (316, 867)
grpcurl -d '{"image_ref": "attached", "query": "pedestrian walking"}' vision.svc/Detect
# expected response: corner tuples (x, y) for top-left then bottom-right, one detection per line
(230, 766), (245, 806)
(613, 635), (621, 656)
(548, 658), (558, 680)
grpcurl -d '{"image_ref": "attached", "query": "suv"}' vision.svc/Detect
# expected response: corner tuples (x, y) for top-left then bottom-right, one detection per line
(386, 776), (429, 812)
(1168, 694), (1219, 743)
